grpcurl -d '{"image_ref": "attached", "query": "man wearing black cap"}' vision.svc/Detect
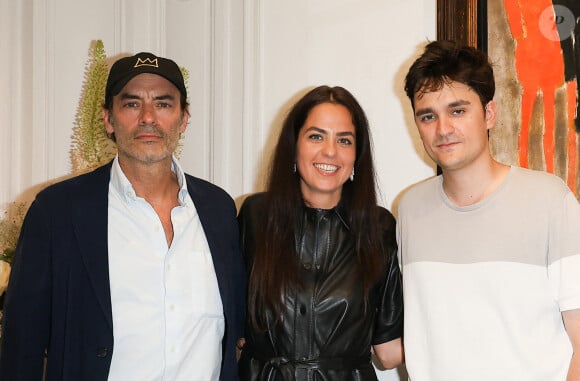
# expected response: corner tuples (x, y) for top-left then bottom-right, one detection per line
(0, 52), (246, 381)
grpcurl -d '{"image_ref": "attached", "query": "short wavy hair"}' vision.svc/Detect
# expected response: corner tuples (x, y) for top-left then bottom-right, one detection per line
(404, 40), (495, 110)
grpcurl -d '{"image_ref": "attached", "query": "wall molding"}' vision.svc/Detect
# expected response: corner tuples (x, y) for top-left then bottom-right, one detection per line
(31, 0), (53, 185)
(242, 0), (264, 194)
(0, 1), (20, 205)
(0, 0), (262, 206)
(115, 0), (167, 55)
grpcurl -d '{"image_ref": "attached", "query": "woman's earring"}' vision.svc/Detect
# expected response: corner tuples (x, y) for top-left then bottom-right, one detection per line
(350, 168), (355, 181)
(293, 163), (297, 173)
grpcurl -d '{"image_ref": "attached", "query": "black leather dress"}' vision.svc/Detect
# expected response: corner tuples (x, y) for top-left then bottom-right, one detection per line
(237, 193), (403, 381)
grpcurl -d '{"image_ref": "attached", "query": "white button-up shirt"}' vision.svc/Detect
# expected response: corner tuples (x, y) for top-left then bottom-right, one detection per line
(106, 156), (224, 381)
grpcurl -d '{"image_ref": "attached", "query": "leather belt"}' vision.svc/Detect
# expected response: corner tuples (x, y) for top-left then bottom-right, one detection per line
(245, 349), (371, 381)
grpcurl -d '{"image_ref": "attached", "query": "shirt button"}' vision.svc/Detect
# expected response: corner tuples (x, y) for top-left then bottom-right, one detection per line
(303, 262), (312, 270)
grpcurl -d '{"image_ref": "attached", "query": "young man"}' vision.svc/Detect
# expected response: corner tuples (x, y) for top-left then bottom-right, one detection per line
(398, 40), (580, 380)
(0, 52), (246, 381)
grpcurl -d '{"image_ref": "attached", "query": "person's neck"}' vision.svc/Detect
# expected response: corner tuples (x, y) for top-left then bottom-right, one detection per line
(302, 195), (339, 210)
(441, 158), (509, 207)
(119, 157), (180, 204)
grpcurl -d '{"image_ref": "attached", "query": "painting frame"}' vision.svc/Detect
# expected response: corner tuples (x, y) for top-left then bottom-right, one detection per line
(436, 0), (487, 50)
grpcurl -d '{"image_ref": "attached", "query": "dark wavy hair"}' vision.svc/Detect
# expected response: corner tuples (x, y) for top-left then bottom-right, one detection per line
(248, 85), (385, 329)
(404, 40), (495, 110)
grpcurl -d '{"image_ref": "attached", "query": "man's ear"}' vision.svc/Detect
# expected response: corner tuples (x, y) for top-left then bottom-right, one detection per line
(484, 100), (497, 130)
(103, 109), (114, 135)
(180, 108), (190, 133)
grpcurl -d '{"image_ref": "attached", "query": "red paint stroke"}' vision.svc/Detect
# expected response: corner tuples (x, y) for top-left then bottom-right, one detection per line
(504, 0), (564, 172)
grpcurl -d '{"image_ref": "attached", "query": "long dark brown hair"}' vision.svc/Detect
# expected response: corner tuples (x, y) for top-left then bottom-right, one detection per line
(248, 85), (385, 330)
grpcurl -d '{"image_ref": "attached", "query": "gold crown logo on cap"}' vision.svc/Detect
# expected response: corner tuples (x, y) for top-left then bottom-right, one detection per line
(134, 57), (159, 68)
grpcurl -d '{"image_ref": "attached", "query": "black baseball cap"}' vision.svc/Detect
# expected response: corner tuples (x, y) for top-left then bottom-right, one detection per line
(104, 52), (187, 106)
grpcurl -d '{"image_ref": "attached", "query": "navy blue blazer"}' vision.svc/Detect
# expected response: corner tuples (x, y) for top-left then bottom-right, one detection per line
(0, 162), (246, 380)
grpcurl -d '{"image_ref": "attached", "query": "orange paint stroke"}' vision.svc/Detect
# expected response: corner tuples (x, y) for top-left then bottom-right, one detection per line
(503, 0), (565, 172)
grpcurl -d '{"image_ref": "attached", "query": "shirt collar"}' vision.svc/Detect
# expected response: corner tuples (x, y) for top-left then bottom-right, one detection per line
(110, 155), (191, 205)
(300, 198), (351, 231)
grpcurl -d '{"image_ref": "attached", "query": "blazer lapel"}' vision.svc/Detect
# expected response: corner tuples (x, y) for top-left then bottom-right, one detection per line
(73, 164), (113, 329)
(186, 178), (231, 304)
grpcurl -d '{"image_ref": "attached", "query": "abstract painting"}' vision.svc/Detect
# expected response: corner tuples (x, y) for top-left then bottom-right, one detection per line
(437, 0), (580, 199)
(489, 0), (580, 198)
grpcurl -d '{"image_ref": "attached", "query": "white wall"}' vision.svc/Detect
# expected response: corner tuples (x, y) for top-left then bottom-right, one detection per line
(0, 1), (436, 379)
(257, 0), (436, 212)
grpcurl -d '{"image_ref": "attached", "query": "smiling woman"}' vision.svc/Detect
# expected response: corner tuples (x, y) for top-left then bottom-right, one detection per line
(296, 102), (356, 209)
(237, 85), (404, 380)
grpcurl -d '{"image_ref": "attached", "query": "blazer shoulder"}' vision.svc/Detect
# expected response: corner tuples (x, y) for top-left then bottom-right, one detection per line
(34, 163), (112, 205)
(184, 174), (234, 201)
